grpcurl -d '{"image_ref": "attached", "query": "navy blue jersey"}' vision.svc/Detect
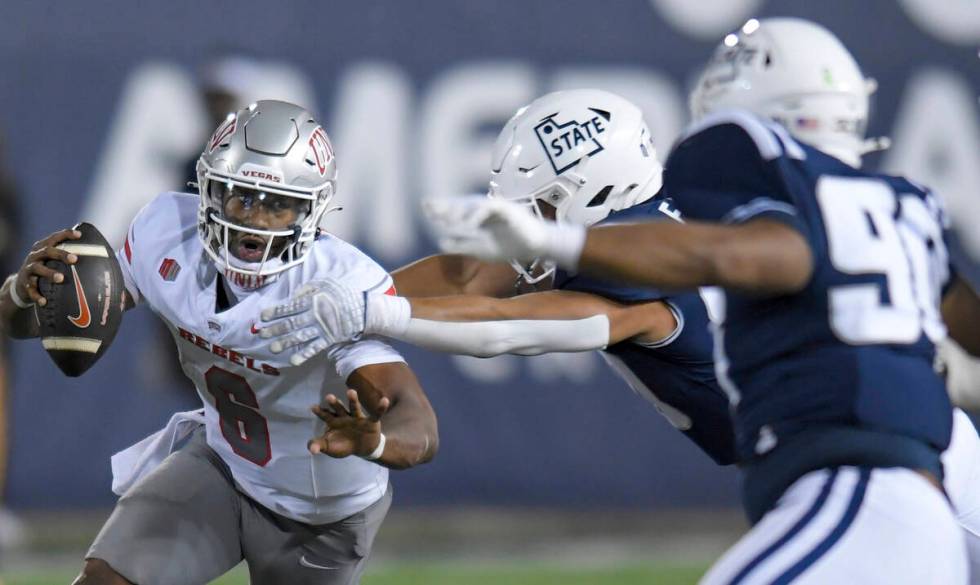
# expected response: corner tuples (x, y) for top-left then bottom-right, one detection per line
(555, 198), (736, 465)
(663, 110), (954, 473)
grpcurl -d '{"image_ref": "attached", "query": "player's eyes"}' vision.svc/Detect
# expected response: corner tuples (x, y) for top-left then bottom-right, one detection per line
(222, 188), (304, 217)
(269, 198), (293, 212)
(230, 193), (259, 210)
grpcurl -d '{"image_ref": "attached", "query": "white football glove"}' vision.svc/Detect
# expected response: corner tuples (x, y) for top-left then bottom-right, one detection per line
(259, 277), (366, 366)
(423, 196), (586, 269)
(423, 196), (548, 263)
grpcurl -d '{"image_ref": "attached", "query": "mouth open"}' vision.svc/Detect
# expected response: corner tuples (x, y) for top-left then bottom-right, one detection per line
(234, 234), (270, 263)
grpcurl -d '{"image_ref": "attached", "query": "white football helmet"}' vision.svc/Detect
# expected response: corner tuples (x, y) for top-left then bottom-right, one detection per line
(689, 17), (889, 167)
(196, 100), (338, 287)
(489, 89), (663, 283)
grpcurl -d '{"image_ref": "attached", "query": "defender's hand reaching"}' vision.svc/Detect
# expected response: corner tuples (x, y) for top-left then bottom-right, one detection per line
(423, 196), (586, 269)
(259, 278), (366, 366)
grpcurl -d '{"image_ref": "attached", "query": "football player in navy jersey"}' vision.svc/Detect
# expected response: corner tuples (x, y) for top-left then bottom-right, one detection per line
(260, 89), (736, 466)
(427, 18), (980, 584)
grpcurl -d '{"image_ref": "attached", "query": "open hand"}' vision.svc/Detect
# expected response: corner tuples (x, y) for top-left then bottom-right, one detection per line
(423, 196), (549, 263)
(309, 389), (389, 459)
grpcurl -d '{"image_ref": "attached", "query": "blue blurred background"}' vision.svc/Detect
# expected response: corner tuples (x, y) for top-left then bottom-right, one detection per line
(0, 0), (977, 515)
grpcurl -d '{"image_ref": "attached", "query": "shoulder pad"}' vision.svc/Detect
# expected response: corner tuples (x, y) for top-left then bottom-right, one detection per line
(676, 109), (806, 162)
(305, 235), (393, 294)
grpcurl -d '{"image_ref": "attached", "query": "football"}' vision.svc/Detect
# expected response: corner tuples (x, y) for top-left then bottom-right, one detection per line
(36, 222), (126, 377)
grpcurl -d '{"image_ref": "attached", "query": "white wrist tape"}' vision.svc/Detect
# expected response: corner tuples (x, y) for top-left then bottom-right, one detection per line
(542, 223), (587, 271)
(395, 314), (610, 358)
(6, 275), (32, 309)
(363, 432), (386, 461)
(364, 294), (411, 336)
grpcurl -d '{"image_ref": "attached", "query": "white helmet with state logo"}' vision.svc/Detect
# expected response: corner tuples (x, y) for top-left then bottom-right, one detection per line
(489, 89), (663, 283)
(689, 17), (889, 167)
(196, 100), (338, 286)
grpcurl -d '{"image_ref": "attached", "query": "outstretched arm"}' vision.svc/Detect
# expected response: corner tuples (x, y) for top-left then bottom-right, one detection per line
(405, 290), (677, 347)
(309, 361), (438, 470)
(391, 254), (518, 298)
(577, 219), (813, 294)
(427, 197), (813, 296)
(262, 277), (677, 362)
(262, 278), (634, 362)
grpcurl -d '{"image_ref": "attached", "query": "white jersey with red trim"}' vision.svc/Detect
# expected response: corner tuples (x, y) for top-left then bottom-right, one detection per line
(115, 192), (401, 525)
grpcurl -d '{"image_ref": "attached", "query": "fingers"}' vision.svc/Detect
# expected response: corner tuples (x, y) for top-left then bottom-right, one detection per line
(374, 396), (391, 420)
(267, 325), (319, 353)
(311, 404), (337, 424)
(23, 274), (44, 305)
(18, 232), (82, 306)
(308, 392), (387, 458)
(346, 389), (365, 419)
(26, 255), (69, 284)
(29, 245), (79, 268)
(344, 389), (390, 421)
(34, 228), (82, 251)
(260, 294), (313, 322)
(261, 277), (347, 322)
(423, 195), (488, 223)
(317, 394), (351, 418)
(289, 338), (329, 366)
(308, 437), (326, 455)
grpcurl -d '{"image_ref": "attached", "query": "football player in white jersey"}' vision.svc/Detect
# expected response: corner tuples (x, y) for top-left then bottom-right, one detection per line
(422, 18), (980, 585)
(0, 100), (439, 585)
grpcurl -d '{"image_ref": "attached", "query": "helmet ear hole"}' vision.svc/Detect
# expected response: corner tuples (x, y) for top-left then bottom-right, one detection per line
(764, 52), (773, 68)
(586, 185), (614, 208)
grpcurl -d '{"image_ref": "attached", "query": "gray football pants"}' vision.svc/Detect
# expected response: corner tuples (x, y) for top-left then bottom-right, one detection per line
(87, 428), (392, 585)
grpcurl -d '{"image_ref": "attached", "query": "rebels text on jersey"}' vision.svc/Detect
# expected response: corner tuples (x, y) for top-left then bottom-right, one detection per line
(555, 197), (736, 465)
(115, 192), (402, 525)
(663, 110), (953, 516)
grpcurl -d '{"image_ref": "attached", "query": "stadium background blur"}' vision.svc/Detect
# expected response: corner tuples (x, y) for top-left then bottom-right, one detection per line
(0, 1), (977, 583)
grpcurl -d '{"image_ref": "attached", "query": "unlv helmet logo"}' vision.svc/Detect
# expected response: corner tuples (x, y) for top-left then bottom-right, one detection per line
(533, 108), (610, 175)
(207, 116), (237, 153)
(307, 126), (334, 176)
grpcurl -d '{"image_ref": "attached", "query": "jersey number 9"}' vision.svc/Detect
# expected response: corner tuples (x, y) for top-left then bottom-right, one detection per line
(817, 175), (948, 346)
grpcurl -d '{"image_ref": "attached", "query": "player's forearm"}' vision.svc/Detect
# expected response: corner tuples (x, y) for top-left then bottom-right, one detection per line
(408, 295), (516, 321)
(573, 220), (812, 294)
(410, 292), (674, 347)
(0, 276), (38, 339)
(372, 399), (439, 470)
(406, 316), (610, 357)
(391, 254), (515, 298)
(365, 294), (610, 357)
(347, 365), (439, 470)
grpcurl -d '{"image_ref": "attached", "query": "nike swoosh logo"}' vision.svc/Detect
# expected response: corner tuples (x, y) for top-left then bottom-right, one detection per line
(299, 555), (337, 570)
(67, 265), (92, 328)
